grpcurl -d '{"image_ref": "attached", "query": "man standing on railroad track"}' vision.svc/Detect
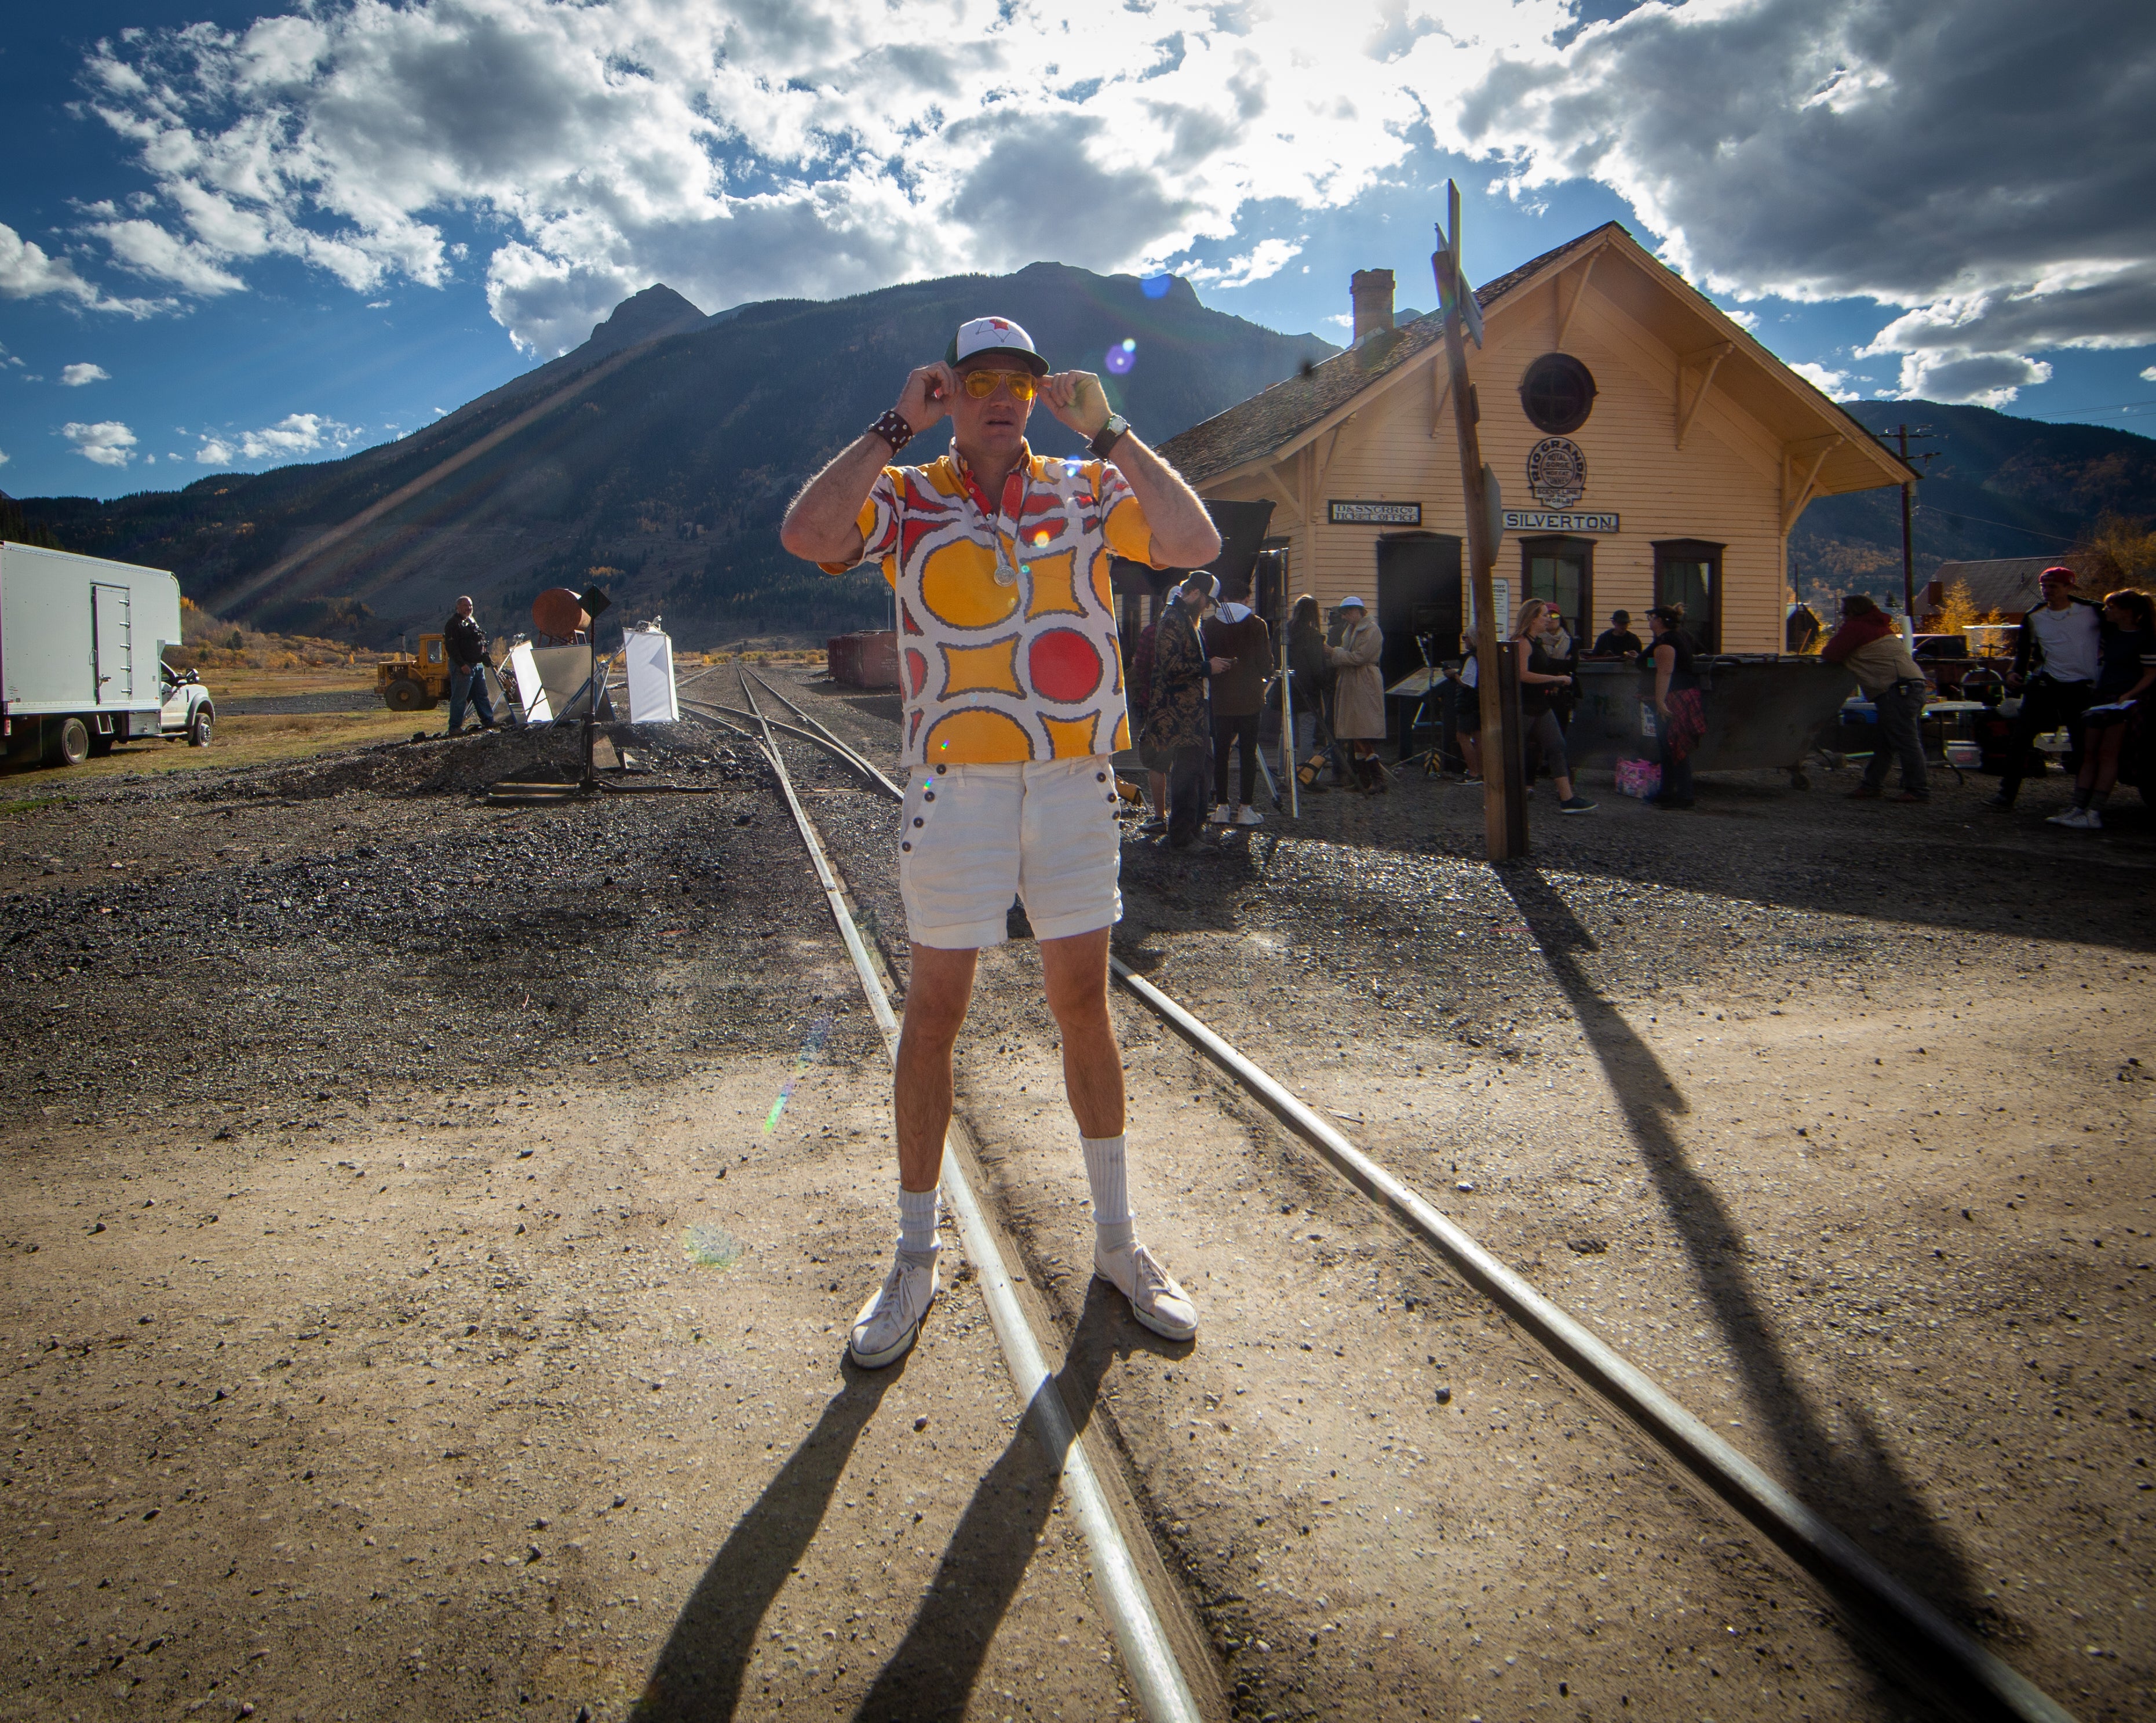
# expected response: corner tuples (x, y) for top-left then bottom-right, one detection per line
(780, 316), (1223, 1367)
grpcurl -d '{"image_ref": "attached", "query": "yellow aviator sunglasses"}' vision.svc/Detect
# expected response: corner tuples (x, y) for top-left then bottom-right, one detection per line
(957, 369), (1039, 402)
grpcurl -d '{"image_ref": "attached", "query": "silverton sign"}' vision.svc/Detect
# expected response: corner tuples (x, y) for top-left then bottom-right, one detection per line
(1327, 500), (1422, 526)
(1502, 509), (1619, 534)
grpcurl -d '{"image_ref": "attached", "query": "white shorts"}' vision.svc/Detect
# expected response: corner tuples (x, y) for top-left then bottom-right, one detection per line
(898, 755), (1123, 950)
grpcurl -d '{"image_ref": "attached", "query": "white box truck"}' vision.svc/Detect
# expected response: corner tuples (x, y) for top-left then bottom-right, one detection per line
(1, 541), (216, 768)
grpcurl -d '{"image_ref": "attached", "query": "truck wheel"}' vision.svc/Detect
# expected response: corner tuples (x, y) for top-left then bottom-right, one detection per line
(385, 677), (429, 712)
(46, 717), (91, 768)
(188, 707), (214, 748)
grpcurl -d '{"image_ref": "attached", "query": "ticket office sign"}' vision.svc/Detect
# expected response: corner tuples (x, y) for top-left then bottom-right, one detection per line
(1327, 500), (1423, 526)
(1502, 509), (1619, 534)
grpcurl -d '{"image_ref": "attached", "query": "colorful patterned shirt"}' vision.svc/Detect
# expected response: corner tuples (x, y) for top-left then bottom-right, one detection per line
(822, 442), (1163, 764)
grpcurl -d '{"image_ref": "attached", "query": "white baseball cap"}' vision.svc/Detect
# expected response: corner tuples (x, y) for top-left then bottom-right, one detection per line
(948, 315), (1048, 376)
(1340, 594), (1367, 609)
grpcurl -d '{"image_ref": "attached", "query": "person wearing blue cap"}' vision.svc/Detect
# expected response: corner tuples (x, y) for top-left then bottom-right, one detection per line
(780, 314), (1222, 1367)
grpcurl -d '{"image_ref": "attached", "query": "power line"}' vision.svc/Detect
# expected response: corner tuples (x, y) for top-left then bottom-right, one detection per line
(1910, 505), (2077, 543)
(2012, 396), (2156, 419)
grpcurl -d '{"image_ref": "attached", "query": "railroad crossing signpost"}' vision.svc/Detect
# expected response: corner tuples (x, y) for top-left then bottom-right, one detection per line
(1434, 181), (1527, 859)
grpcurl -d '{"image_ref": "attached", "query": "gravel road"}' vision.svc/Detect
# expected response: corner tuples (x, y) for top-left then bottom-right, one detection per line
(1, 687), (2147, 1723)
(776, 668), (2153, 1723)
(0, 723), (1130, 1722)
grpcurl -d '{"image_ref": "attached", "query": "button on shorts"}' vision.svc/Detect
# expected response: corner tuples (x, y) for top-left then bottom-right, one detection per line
(898, 755), (1123, 950)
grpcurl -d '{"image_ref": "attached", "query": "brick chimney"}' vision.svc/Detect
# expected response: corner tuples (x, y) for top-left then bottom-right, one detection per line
(1351, 269), (1396, 344)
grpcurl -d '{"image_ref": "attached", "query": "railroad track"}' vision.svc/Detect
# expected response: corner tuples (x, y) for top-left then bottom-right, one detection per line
(725, 666), (2077, 1723)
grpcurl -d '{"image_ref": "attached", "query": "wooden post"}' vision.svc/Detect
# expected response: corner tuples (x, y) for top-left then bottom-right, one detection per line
(1434, 230), (1524, 860)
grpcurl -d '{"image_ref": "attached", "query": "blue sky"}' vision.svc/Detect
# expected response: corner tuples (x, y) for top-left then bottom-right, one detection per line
(5, 0), (2153, 501)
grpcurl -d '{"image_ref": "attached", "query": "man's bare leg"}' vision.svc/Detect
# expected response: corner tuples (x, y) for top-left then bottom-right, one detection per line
(895, 942), (980, 1192)
(1037, 927), (1123, 1137)
(1039, 926), (1195, 1340)
(848, 942), (977, 1368)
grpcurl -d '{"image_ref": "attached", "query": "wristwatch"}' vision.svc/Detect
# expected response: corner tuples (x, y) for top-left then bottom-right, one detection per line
(1089, 413), (1131, 460)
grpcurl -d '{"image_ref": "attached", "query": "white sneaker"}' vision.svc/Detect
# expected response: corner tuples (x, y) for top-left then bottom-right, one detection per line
(848, 1243), (939, 1368)
(1094, 1239), (1198, 1342)
(1207, 802), (1232, 825)
(1235, 805), (1265, 826)
(2045, 808), (2082, 827)
(2046, 807), (2100, 830)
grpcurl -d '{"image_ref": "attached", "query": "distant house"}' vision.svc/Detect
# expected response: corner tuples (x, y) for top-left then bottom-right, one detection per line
(1924, 554), (2097, 624)
(1157, 223), (1914, 664)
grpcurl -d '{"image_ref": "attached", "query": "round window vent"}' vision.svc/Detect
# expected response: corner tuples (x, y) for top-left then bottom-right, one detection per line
(1519, 352), (1598, 436)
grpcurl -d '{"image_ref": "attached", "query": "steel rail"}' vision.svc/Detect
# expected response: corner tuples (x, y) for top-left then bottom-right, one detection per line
(1108, 956), (2075, 1723)
(743, 668), (906, 800)
(678, 697), (896, 788)
(739, 673), (1203, 1723)
(740, 675), (2070, 1721)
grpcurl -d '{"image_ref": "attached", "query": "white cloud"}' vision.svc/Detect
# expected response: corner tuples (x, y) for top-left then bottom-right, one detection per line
(1881, 350), (2052, 409)
(60, 363), (112, 387)
(1789, 361), (1858, 402)
(90, 218), (247, 294)
(0, 448), (10, 467)
(63, 420), (139, 467)
(1185, 238), (1305, 290)
(71, 0), (2151, 396)
(78, 0), (1564, 352)
(0, 221), (162, 316)
(2143, 365), (2156, 383)
(1433, 0), (2154, 396)
(194, 412), (360, 465)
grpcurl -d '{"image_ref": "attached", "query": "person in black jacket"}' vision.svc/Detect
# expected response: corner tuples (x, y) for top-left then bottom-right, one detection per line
(1139, 574), (1227, 847)
(444, 596), (496, 734)
(1990, 566), (2102, 810)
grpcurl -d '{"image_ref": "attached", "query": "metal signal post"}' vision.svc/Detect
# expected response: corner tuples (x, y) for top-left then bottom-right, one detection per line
(1435, 180), (1526, 859)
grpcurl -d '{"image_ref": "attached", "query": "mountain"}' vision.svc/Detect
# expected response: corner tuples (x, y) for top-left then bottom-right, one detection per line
(17, 266), (1336, 646)
(1790, 400), (2156, 601)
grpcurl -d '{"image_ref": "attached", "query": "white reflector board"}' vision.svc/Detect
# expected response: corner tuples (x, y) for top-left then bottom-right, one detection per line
(625, 628), (678, 724)
(505, 642), (548, 722)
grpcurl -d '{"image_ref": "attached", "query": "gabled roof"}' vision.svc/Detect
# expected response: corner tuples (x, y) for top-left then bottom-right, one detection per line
(1160, 222), (1916, 498)
(1932, 554), (2095, 617)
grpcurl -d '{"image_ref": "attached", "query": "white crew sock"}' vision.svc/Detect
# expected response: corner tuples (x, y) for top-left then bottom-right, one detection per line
(1081, 1133), (1134, 1254)
(898, 1186), (940, 1254)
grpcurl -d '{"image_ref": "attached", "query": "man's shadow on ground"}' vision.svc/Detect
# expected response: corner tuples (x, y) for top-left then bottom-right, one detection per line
(629, 1278), (1162, 1722)
(1495, 861), (1986, 1638)
(630, 1357), (900, 1721)
(850, 1280), (1164, 1721)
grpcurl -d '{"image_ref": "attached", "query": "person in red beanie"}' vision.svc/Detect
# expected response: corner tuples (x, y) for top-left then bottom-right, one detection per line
(1821, 593), (1929, 802)
(1990, 566), (2102, 810)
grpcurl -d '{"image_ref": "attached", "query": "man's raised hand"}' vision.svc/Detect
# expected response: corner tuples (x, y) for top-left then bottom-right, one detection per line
(898, 362), (957, 435)
(1040, 371), (1111, 439)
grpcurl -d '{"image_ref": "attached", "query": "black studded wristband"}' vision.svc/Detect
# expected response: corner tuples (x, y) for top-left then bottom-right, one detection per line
(867, 409), (915, 454)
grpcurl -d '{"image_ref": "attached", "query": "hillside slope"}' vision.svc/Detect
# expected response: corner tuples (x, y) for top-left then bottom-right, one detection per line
(1791, 400), (2156, 599)
(24, 267), (1334, 644)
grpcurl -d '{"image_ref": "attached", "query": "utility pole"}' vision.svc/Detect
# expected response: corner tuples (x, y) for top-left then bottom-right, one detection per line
(1433, 181), (1525, 859)
(1871, 424), (1935, 622)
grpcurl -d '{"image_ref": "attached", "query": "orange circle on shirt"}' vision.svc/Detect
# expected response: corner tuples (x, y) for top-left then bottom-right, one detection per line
(922, 707), (1035, 763)
(920, 538), (1019, 629)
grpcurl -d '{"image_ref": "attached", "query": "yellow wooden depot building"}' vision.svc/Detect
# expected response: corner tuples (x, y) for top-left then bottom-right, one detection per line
(1159, 223), (1914, 667)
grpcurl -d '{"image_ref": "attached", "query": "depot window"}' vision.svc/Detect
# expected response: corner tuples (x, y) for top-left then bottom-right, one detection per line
(1519, 353), (1598, 436)
(1519, 536), (1594, 647)
(1653, 539), (1724, 653)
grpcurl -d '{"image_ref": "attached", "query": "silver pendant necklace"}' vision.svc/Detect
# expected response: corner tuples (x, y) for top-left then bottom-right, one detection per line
(968, 460), (1031, 587)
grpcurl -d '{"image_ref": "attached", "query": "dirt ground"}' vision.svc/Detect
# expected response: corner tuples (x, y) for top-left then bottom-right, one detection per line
(1, 683), (2149, 1722)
